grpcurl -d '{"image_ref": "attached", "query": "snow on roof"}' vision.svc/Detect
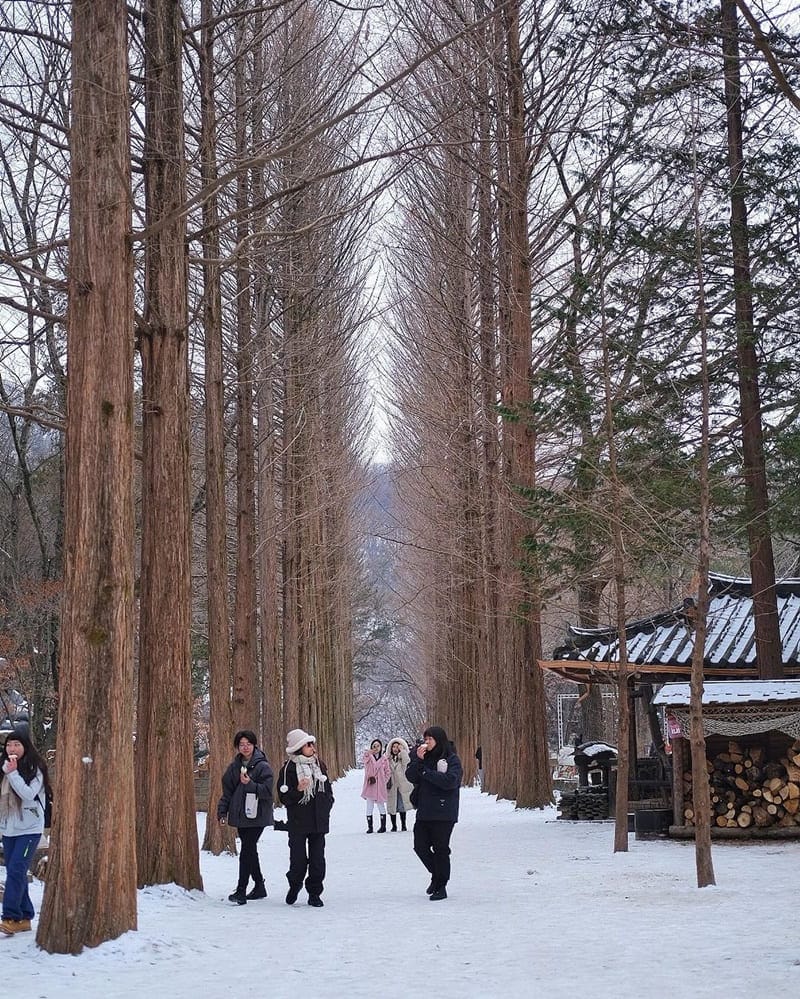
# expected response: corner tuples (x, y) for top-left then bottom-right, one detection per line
(576, 741), (617, 757)
(552, 573), (800, 671)
(652, 679), (800, 707)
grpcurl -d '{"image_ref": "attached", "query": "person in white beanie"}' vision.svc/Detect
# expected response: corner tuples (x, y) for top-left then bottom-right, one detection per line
(278, 728), (334, 907)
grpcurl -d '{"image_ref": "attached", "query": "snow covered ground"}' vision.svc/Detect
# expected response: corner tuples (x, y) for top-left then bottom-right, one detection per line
(10, 768), (800, 998)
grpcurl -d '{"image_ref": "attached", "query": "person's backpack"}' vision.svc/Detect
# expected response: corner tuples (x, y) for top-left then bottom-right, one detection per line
(38, 785), (53, 829)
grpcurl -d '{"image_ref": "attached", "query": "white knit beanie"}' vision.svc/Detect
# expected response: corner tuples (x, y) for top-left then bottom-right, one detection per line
(285, 728), (316, 754)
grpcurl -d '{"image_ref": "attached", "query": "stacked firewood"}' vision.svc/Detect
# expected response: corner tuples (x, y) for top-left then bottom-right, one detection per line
(682, 739), (800, 829)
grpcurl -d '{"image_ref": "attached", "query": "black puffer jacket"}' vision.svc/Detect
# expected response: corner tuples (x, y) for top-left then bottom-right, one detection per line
(278, 758), (334, 835)
(405, 740), (462, 823)
(217, 747), (274, 829)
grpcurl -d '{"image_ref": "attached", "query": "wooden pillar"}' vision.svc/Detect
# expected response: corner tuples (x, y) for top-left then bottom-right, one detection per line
(628, 678), (638, 797)
(672, 735), (685, 825)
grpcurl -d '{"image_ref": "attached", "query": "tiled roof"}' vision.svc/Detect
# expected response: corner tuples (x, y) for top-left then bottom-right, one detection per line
(652, 679), (800, 706)
(552, 573), (800, 670)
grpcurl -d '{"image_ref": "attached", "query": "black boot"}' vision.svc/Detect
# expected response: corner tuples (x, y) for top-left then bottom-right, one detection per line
(228, 888), (247, 905)
(430, 886), (448, 901)
(246, 880), (267, 900)
(285, 885), (300, 905)
(400, 812), (407, 831)
(390, 814), (397, 831)
(366, 816), (373, 834)
(377, 814), (387, 833)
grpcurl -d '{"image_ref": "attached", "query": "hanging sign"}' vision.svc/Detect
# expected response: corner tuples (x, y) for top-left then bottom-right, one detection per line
(666, 712), (683, 739)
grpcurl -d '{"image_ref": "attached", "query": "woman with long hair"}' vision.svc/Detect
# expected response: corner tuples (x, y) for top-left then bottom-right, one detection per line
(386, 738), (414, 831)
(361, 738), (390, 833)
(0, 727), (50, 934)
(405, 725), (462, 901)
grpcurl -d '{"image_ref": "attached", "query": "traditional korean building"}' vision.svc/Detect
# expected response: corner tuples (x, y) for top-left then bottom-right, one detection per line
(542, 573), (800, 836)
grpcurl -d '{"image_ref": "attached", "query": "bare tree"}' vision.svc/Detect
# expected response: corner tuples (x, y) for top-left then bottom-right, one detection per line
(135, 0), (202, 889)
(720, 0), (781, 678)
(198, 0), (235, 856)
(37, 0), (137, 953)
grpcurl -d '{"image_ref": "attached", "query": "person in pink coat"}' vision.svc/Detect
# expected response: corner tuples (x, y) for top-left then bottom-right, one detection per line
(361, 739), (391, 833)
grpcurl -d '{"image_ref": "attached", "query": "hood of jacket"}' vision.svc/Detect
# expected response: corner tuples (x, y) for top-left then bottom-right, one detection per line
(388, 737), (410, 758)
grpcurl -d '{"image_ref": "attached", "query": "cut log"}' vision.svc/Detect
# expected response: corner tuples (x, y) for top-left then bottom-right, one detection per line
(752, 805), (771, 827)
(736, 812), (752, 827)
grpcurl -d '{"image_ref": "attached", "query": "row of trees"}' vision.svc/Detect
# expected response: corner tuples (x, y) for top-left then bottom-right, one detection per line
(382, 0), (800, 816)
(1, 0), (379, 951)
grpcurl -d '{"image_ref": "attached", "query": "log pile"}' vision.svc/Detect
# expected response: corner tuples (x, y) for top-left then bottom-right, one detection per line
(682, 739), (800, 829)
(557, 787), (609, 820)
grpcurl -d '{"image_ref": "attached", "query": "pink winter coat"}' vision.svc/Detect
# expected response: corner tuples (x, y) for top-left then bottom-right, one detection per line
(361, 750), (391, 803)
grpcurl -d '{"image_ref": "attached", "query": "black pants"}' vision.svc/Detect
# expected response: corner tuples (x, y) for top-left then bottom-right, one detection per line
(413, 819), (455, 889)
(287, 830), (326, 897)
(237, 826), (264, 889)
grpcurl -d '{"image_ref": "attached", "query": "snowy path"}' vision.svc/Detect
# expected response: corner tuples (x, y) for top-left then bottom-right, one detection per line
(12, 768), (800, 998)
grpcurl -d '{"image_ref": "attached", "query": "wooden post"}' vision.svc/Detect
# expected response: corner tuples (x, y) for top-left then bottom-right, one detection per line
(628, 679), (638, 799)
(672, 736), (685, 825)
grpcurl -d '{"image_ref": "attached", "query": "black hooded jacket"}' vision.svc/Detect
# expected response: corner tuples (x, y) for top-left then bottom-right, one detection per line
(405, 728), (462, 823)
(217, 747), (274, 829)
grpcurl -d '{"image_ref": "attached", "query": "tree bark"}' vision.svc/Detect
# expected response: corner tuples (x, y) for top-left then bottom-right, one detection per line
(231, 15), (260, 734)
(720, 0), (781, 678)
(198, 0), (235, 857)
(136, 0), (202, 889)
(499, 0), (551, 809)
(37, 0), (137, 953)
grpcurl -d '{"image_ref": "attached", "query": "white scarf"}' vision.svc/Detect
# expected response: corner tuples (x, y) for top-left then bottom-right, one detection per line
(289, 753), (327, 805)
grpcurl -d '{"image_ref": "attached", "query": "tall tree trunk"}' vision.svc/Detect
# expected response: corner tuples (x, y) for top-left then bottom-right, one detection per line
(251, 24), (283, 773)
(689, 73), (716, 887)
(475, 50), (501, 793)
(598, 209), (631, 854)
(231, 20), (260, 732)
(199, 0), (235, 856)
(37, 0), (137, 953)
(720, 0), (781, 678)
(136, 0), (202, 889)
(499, 0), (551, 809)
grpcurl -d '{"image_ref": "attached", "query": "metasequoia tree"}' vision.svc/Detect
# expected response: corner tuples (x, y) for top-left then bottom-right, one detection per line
(230, 10), (260, 733)
(386, 0), (608, 802)
(198, 0), (235, 855)
(135, 0), (202, 889)
(237, 1), (371, 775)
(688, 71), (716, 886)
(387, 68), (485, 784)
(37, 0), (137, 953)
(250, 3), (283, 772)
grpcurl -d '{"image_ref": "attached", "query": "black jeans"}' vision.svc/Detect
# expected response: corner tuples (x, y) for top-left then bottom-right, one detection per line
(413, 819), (455, 888)
(287, 830), (327, 897)
(237, 826), (264, 889)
